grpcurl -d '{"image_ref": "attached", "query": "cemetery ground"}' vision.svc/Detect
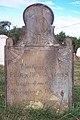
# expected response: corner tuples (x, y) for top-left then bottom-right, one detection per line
(0, 61), (80, 120)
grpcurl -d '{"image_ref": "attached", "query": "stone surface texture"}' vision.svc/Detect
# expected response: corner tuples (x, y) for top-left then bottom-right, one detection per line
(5, 3), (73, 110)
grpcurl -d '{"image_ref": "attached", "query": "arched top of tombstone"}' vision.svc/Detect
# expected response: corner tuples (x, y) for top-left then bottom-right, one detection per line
(23, 3), (54, 26)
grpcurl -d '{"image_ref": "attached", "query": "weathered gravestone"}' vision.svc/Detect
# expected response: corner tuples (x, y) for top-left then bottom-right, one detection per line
(5, 3), (73, 110)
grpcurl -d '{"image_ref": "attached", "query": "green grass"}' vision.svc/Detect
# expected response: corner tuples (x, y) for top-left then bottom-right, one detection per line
(1, 107), (58, 120)
(75, 61), (80, 66)
(74, 72), (80, 77)
(0, 67), (5, 82)
(0, 63), (80, 120)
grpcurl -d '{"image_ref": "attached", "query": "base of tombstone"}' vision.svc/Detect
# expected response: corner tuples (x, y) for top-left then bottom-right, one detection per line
(6, 100), (68, 111)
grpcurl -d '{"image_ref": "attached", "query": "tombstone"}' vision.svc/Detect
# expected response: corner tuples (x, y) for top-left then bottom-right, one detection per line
(76, 48), (80, 58)
(0, 35), (8, 65)
(5, 3), (73, 110)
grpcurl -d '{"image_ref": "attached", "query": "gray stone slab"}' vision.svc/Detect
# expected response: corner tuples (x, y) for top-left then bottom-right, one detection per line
(5, 3), (73, 110)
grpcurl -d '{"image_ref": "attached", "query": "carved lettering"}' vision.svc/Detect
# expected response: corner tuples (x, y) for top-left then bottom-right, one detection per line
(20, 64), (45, 69)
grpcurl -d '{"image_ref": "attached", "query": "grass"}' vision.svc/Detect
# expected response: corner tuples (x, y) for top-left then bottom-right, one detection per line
(0, 67), (5, 117)
(75, 61), (80, 66)
(0, 67), (5, 82)
(0, 61), (80, 120)
(74, 72), (80, 77)
(74, 60), (80, 86)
